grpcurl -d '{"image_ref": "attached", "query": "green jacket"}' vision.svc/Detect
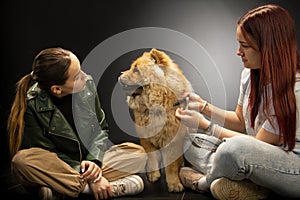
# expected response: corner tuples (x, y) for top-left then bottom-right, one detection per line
(22, 75), (109, 172)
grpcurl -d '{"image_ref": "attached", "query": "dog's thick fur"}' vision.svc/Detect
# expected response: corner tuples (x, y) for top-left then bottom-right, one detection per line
(118, 49), (193, 192)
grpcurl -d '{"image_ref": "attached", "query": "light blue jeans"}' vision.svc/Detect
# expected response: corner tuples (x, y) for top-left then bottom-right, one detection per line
(183, 134), (300, 198)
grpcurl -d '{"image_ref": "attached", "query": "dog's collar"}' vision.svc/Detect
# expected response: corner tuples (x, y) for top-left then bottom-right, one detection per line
(130, 86), (143, 97)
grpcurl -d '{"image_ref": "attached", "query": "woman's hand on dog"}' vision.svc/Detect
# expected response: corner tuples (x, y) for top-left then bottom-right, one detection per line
(182, 92), (206, 112)
(175, 107), (210, 130)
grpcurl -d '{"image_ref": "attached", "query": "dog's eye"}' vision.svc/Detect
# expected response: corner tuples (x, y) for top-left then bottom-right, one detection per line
(133, 67), (139, 74)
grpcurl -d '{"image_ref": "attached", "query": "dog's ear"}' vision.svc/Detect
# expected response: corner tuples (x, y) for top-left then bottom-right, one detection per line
(150, 48), (173, 67)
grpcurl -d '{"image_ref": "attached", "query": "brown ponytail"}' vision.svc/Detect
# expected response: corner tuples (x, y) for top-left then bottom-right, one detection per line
(7, 74), (33, 157)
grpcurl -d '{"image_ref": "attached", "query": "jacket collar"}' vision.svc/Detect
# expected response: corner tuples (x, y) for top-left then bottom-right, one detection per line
(27, 83), (56, 112)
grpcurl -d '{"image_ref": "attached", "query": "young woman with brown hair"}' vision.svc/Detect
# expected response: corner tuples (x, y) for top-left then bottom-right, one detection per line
(8, 47), (147, 199)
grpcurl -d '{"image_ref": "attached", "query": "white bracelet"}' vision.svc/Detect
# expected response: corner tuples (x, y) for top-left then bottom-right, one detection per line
(200, 101), (208, 113)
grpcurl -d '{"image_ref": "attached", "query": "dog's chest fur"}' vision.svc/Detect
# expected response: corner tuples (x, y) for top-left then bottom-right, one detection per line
(127, 84), (182, 148)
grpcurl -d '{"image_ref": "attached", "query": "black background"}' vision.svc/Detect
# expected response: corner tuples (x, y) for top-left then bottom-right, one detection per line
(1, 0), (299, 166)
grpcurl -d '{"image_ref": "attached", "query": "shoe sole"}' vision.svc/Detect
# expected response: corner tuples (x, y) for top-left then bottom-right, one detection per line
(210, 178), (270, 200)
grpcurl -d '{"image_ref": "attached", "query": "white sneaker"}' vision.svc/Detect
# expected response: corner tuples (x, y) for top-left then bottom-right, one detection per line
(110, 175), (144, 197)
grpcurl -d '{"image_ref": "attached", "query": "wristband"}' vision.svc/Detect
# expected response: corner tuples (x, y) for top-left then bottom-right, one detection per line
(204, 121), (213, 135)
(200, 101), (208, 113)
(204, 123), (222, 138)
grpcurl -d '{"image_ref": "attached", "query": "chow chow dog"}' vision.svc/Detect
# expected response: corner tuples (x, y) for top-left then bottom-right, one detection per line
(118, 48), (193, 192)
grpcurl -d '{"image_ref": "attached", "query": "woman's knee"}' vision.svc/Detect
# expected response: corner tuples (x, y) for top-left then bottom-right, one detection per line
(215, 136), (253, 163)
(12, 148), (54, 171)
(12, 148), (35, 169)
(116, 142), (146, 153)
(116, 142), (148, 165)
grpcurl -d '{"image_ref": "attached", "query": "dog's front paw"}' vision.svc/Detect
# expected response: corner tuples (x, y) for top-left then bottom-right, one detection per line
(168, 181), (184, 192)
(147, 170), (161, 182)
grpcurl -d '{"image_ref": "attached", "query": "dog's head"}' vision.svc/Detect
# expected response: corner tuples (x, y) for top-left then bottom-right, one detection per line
(118, 48), (187, 97)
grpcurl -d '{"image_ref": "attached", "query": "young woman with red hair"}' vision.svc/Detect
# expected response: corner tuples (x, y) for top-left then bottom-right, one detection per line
(176, 4), (300, 199)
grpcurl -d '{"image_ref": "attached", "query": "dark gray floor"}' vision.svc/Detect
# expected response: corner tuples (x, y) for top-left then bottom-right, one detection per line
(3, 161), (298, 200)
